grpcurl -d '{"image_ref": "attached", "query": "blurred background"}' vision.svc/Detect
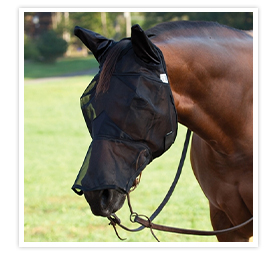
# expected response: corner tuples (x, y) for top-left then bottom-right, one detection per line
(23, 11), (253, 243)
(24, 12), (253, 65)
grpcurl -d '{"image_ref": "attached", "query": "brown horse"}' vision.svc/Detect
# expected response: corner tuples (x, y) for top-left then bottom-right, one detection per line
(72, 21), (253, 242)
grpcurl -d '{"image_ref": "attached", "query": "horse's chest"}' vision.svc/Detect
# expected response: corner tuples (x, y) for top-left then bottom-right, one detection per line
(190, 133), (252, 202)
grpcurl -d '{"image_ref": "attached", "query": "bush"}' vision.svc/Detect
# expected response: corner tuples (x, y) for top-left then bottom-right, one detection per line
(24, 34), (40, 61)
(36, 30), (68, 63)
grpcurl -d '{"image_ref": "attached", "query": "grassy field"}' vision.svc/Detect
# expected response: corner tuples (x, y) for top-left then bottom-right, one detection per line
(24, 56), (98, 79)
(23, 60), (217, 243)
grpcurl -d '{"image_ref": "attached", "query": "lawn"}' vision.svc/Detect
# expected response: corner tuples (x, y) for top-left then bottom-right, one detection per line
(23, 75), (216, 243)
(24, 56), (99, 79)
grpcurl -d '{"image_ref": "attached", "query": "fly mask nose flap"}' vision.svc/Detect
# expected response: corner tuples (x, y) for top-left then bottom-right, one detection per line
(72, 25), (178, 196)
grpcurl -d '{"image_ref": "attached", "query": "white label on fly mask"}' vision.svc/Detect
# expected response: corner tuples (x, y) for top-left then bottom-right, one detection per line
(160, 74), (168, 83)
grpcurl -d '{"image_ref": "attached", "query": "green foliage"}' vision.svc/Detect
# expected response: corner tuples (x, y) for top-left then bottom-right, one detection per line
(187, 12), (253, 30)
(24, 30), (68, 63)
(36, 30), (68, 63)
(70, 12), (126, 41)
(141, 12), (253, 31)
(24, 34), (40, 61)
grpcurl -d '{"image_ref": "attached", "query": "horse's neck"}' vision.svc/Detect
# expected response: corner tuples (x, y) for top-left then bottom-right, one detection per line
(154, 36), (253, 155)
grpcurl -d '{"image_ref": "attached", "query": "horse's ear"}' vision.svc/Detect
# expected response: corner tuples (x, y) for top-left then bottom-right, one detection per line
(74, 26), (115, 63)
(131, 24), (160, 64)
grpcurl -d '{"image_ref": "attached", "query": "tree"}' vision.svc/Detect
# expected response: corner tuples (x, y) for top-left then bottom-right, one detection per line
(24, 34), (40, 60)
(36, 30), (68, 63)
(187, 12), (253, 30)
(141, 12), (253, 30)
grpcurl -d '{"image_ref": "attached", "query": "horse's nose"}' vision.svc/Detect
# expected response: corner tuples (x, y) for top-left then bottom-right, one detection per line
(84, 189), (126, 217)
(100, 189), (114, 210)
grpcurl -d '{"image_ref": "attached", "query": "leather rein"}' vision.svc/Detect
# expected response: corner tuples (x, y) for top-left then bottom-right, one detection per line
(107, 129), (253, 242)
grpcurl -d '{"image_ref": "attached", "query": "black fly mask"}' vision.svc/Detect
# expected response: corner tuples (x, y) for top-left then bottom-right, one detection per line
(72, 24), (177, 196)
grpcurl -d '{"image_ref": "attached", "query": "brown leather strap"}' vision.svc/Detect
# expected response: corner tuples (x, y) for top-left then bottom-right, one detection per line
(108, 212), (253, 242)
(133, 214), (253, 236)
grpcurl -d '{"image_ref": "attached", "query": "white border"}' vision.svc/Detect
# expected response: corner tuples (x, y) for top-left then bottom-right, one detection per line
(19, 7), (258, 248)
(20, 7), (256, 13)
(19, 8), (25, 246)
(252, 8), (259, 247)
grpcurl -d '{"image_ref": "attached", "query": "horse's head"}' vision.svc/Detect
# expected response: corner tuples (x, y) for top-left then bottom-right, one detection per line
(72, 24), (177, 217)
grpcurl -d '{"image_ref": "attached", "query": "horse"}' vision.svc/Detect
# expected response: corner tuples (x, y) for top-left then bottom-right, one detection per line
(72, 21), (253, 242)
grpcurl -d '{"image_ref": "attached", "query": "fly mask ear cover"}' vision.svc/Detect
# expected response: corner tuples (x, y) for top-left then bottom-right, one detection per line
(72, 25), (178, 196)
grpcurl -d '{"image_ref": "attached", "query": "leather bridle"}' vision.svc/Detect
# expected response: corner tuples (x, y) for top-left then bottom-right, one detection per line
(107, 129), (253, 242)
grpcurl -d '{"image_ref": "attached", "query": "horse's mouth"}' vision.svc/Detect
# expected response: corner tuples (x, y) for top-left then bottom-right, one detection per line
(84, 189), (126, 217)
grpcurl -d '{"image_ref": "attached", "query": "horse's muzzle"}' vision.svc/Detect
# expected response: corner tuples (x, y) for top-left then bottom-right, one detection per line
(84, 189), (126, 217)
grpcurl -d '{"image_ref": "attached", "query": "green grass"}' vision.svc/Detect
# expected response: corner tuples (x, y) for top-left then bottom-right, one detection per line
(24, 56), (99, 79)
(24, 75), (217, 243)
